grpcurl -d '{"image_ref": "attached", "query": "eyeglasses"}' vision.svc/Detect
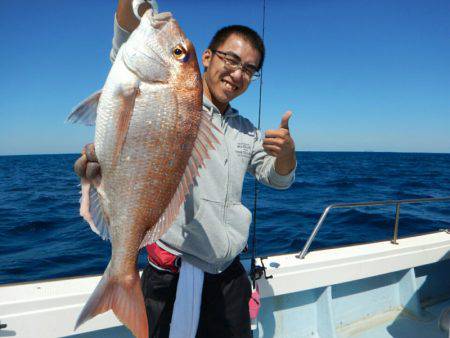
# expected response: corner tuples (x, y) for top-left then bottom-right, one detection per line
(210, 49), (261, 81)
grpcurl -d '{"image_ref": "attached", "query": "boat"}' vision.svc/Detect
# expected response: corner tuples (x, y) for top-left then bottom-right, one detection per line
(1, 196), (449, 337)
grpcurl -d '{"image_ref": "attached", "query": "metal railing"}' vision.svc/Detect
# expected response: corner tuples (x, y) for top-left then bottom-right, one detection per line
(297, 196), (450, 259)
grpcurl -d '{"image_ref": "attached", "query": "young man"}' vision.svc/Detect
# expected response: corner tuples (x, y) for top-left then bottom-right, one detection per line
(78, 1), (296, 337)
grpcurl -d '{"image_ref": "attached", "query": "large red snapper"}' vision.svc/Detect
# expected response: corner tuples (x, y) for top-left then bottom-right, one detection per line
(67, 8), (217, 338)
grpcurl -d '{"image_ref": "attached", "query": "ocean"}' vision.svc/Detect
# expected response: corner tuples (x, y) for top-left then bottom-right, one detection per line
(1, 152), (449, 285)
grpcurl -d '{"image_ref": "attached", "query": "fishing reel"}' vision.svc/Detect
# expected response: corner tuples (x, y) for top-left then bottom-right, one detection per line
(250, 257), (273, 285)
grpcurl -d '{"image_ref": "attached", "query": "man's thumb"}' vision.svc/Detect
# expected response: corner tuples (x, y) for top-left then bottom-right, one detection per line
(279, 111), (292, 129)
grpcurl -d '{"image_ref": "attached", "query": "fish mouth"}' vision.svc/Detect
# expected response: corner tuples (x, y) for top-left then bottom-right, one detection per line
(145, 11), (172, 29)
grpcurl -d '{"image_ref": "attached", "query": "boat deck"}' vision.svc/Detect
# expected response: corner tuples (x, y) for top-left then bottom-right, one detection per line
(66, 298), (450, 338)
(338, 299), (450, 338)
(65, 298), (449, 338)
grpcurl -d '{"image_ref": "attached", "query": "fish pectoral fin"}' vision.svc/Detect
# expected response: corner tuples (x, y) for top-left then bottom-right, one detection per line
(80, 179), (111, 241)
(140, 109), (221, 248)
(66, 90), (102, 126)
(112, 87), (140, 167)
(75, 263), (148, 338)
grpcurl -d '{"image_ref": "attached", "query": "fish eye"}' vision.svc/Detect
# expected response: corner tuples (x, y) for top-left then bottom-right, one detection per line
(172, 45), (188, 62)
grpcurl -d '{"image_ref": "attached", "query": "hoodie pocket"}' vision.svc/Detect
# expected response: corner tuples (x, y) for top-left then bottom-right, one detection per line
(224, 202), (252, 256)
(180, 198), (231, 263)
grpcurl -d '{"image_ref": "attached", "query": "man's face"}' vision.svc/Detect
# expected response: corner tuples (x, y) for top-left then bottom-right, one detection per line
(202, 34), (261, 105)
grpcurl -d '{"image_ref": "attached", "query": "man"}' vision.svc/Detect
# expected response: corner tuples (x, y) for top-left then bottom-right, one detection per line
(77, 1), (296, 337)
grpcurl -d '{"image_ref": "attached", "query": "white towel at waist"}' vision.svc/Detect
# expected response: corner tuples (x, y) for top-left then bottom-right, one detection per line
(169, 260), (204, 338)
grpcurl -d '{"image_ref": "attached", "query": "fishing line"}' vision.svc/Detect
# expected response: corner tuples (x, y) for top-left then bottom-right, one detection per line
(250, 0), (266, 290)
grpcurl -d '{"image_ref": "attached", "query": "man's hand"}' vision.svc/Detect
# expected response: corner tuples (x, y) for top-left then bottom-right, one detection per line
(263, 111), (296, 175)
(74, 143), (101, 182)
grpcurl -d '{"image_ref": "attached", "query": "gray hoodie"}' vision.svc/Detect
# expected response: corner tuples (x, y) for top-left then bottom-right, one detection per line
(111, 16), (295, 273)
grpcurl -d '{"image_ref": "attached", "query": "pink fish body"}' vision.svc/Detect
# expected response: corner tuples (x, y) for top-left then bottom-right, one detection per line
(68, 9), (217, 338)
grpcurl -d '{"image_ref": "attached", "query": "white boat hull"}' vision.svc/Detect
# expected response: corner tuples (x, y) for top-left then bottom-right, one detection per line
(1, 231), (449, 337)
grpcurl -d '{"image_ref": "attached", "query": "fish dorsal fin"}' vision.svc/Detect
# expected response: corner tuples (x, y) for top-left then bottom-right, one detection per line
(139, 110), (220, 248)
(67, 90), (102, 126)
(80, 179), (111, 241)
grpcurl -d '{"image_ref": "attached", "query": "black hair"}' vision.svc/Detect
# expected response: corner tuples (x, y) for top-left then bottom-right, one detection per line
(207, 25), (265, 70)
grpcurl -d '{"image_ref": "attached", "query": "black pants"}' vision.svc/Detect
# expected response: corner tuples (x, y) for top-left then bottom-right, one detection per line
(141, 257), (252, 338)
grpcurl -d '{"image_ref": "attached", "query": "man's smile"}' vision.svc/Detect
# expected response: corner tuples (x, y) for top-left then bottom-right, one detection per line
(221, 78), (239, 92)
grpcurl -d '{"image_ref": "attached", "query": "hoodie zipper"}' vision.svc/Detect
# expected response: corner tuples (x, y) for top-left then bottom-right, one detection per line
(206, 102), (232, 225)
(221, 114), (231, 224)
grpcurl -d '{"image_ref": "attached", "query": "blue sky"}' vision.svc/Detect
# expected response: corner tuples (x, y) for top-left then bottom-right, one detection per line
(0, 0), (449, 155)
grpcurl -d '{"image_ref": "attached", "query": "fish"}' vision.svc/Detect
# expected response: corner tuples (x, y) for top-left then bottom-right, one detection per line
(67, 5), (218, 338)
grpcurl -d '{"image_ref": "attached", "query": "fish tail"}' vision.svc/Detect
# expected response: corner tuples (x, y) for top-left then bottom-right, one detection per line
(75, 263), (148, 338)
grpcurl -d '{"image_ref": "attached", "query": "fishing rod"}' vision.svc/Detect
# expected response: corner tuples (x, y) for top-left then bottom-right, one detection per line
(250, 0), (267, 290)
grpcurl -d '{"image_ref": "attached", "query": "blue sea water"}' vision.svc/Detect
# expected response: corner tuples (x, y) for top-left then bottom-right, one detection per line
(0, 152), (449, 285)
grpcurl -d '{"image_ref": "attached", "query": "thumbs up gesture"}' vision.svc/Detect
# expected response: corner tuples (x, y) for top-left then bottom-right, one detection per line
(263, 111), (296, 174)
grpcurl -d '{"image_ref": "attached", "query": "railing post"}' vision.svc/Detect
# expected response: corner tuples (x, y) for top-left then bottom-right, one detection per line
(297, 206), (332, 259)
(391, 203), (400, 244)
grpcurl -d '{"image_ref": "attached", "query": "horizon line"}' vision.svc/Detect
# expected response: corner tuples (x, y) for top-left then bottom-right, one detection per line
(1, 150), (449, 157)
